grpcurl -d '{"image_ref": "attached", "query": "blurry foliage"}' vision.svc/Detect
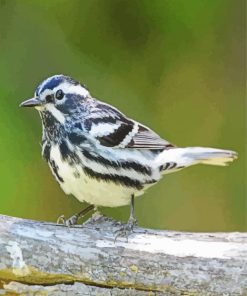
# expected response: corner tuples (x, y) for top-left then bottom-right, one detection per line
(0, 0), (245, 231)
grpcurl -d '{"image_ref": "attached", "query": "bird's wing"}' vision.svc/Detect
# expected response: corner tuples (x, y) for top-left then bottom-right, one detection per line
(84, 102), (174, 149)
(125, 123), (174, 149)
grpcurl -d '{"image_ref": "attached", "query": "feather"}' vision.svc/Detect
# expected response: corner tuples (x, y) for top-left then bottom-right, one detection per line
(126, 124), (174, 149)
(84, 102), (174, 149)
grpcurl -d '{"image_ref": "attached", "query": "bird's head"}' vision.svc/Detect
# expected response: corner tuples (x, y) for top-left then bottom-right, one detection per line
(20, 75), (90, 123)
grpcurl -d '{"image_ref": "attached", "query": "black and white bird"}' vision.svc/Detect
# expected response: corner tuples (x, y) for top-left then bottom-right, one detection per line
(20, 74), (237, 235)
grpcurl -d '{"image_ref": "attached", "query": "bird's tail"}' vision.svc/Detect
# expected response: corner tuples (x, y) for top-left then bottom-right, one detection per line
(156, 147), (238, 174)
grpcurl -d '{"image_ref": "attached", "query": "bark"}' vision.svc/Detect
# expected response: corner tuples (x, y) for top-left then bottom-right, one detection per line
(0, 214), (246, 295)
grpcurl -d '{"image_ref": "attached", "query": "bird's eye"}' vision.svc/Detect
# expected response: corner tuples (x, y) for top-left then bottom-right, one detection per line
(45, 95), (53, 103)
(55, 89), (64, 100)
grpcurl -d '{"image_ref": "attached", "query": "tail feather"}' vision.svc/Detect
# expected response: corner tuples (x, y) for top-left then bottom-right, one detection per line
(182, 147), (238, 166)
(156, 147), (238, 173)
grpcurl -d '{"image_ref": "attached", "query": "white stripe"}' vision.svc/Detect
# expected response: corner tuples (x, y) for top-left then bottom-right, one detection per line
(36, 76), (56, 95)
(53, 82), (89, 98)
(45, 104), (66, 124)
(119, 122), (138, 148)
(90, 123), (121, 137)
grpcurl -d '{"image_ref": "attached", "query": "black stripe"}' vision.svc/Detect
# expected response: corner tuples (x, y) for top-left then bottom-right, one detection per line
(146, 179), (158, 185)
(40, 111), (60, 127)
(40, 77), (64, 93)
(40, 112), (64, 142)
(82, 150), (151, 175)
(169, 162), (177, 169)
(162, 163), (170, 170)
(42, 143), (51, 162)
(59, 140), (80, 164)
(39, 76), (79, 95)
(68, 132), (87, 145)
(56, 94), (85, 114)
(97, 123), (133, 147)
(49, 160), (64, 183)
(74, 122), (82, 129)
(161, 162), (179, 171)
(59, 140), (70, 160)
(83, 166), (143, 190)
(122, 162), (151, 175)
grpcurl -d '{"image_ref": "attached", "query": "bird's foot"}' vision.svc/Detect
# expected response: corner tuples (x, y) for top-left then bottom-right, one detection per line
(56, 205), (95, 227)
(57, 214), (79, 227)
(114, 217), (137, 242)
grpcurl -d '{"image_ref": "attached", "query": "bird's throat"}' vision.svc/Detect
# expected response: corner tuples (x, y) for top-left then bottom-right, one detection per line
(40, 110), (65, 142)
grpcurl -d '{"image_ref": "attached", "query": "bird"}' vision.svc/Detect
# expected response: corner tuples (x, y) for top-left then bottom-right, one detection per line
(20, 74), (237, 236)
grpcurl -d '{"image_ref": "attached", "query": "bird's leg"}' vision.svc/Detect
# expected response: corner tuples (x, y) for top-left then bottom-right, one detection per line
(128, 194), (137, 228)
(115, 195), (137, 241)
(57, 204), (95, 227)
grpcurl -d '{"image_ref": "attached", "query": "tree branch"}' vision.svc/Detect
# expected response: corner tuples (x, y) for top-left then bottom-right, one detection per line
(0, 214), (246, 295)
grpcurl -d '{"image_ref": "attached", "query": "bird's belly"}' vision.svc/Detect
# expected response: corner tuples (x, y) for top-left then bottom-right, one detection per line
(48, 146), (143, 207)
(62, 169), (136, 207)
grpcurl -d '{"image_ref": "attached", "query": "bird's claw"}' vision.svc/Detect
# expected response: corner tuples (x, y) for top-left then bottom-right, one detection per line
(57, 214), (79, 227)
(114, 217), (137, 242)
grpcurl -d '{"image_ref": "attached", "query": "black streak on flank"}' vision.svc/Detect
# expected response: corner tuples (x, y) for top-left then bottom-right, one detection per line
(42, 143), (51, 162)
(83, 166), (144, 190)
(59, 139), (81, 164)
(122, 161), (151, 175)
(49, 160), (64, 183)
(82, 150), (152, 175)
(59, 140), (70, 160)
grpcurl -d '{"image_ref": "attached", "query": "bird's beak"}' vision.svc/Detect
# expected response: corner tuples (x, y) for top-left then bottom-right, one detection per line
(19, 97), (41, 108)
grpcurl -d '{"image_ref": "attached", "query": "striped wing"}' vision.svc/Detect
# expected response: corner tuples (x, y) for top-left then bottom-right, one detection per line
(127, 124), (174, 149)
(84, 102), (174, 149)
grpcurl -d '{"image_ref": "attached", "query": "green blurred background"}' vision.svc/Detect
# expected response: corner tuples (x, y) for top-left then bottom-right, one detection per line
(0, 0), (245, 231)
